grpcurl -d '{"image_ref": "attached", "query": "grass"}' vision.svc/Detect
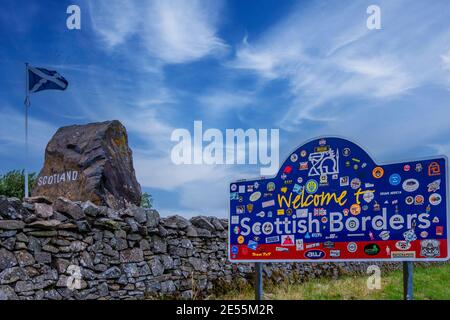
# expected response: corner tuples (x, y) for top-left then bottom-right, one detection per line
(215, 263), (450, 300)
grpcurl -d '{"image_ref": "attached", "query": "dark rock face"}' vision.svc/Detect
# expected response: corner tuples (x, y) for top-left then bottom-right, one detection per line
(32, 120), (141, 209)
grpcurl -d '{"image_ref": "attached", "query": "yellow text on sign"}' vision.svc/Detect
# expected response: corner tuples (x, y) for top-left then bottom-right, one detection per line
(277, 189), (348, 209)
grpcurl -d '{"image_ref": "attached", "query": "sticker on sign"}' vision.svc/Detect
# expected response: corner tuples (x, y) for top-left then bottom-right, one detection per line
(228, 137), (449, 262)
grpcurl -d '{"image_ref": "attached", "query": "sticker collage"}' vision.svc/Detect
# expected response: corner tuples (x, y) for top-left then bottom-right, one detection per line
(229, 137), (448, 262)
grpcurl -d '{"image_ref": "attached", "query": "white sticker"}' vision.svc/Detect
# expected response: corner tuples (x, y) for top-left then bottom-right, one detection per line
(262, 200), (275, 208)
(429, 193), (442, 206)
(402, 179), (419, 192)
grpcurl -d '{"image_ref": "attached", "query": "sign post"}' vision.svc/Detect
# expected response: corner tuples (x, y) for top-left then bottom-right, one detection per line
(228, 136), (449, 299)
(403, 261), (414, 300)
(255, 262), (264, 300)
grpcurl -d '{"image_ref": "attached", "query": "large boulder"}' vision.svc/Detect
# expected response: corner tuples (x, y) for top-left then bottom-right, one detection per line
(32, 120), (141, 209)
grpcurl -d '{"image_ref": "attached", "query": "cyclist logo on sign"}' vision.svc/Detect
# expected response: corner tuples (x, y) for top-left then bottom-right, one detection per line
(308, 149), (339, 177)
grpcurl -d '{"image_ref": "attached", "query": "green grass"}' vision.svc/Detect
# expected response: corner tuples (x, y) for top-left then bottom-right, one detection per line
(215, 263), (450, 300)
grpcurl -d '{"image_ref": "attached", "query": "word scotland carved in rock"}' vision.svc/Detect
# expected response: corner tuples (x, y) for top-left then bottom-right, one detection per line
(37, 170), (79, 187)
(0, 196), (407, 300)
(32, 120), (141, 209)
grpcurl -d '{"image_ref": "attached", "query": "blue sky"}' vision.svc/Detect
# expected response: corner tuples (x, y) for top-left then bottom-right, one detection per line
(1, 0), (450, 217)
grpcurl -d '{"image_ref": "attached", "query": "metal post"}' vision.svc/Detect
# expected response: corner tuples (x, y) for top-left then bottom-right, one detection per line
(403, 261), (413, 300)
(255, 262), (263, 300)
(24, 62), (29, 199)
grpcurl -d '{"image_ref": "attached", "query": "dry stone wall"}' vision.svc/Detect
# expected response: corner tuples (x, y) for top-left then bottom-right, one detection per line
(0, 195), (407, 300)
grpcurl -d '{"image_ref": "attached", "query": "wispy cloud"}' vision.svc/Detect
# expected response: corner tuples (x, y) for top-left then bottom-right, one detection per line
(87, 1), (140, 47)
(441, 51), (450, 70)
(229, 0), (450, 127)
(197, 90), (255, 117)
(88, 0), (227, 64)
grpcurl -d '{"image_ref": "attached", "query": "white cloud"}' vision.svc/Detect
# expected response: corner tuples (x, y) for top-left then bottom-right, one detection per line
(441, 51), (450, 70)
(134, 153), (252, 217)
(133, 154), (226, 190)
(133, 129), (264, 216)
(88, 0), (227, 64)
(88, 1), (140, 47)
(197, 90), (254, 116)
(142, 0), (227, 64)
(230, 44), (282, 79)
(229, 0), (450, 126)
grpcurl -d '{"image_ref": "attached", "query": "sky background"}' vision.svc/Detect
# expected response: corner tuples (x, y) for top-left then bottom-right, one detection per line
(1, 0), (450, 217)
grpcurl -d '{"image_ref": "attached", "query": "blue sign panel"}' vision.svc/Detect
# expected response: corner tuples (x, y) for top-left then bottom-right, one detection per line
(229, 137), (449, 262)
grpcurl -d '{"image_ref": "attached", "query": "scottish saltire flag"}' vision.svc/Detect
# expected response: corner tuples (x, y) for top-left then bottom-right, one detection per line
(27, 65), (68, 94)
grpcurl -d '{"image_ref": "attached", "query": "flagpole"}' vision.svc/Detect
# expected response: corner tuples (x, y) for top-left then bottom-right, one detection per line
(24, 62), (29, 199)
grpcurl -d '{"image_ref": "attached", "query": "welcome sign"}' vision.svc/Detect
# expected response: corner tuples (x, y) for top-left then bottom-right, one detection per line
(229, 137), (449, 262)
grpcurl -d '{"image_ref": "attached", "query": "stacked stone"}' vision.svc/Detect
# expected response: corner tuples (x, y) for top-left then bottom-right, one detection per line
(0, 195), (408, 300)
(0, 195), (233, 300)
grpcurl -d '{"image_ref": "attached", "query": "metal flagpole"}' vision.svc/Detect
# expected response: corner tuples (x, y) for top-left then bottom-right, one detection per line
(24, 62), (29, 199)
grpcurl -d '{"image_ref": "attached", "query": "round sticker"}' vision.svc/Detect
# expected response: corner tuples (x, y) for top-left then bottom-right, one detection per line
(233, 226), (240, 234)
(231, 184), (237, 191)
(343, 148), (351, 157)
(290, 153), (298, 162)
(250, 191), (262, 202)
(347, 242), (357, 253)
(348, 219), (357, 229)
(237, 236), (244, 244)
(414, 195), (424, 205)
(297, 177), (303, 184)
(300, 150), (307, 157)
(405, 196), (414, 205)
(395, 241), (411, 251)
(372, 167), (384, 179)
(350, 204), (361, 216)
(267, 182), (275, 192)
(389, 174), (401, 186)
(403, 164), (410, 172)
(379, 231), (390, 240)
(305, 179), (318, 194)
(350, 178), (361, 190)
(402, 179), (419, 192)
(262, 222), (273, 234)
(374, 219), (384, 228)
(231, 246), (238, 255)
(429, 193), (442, 206)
